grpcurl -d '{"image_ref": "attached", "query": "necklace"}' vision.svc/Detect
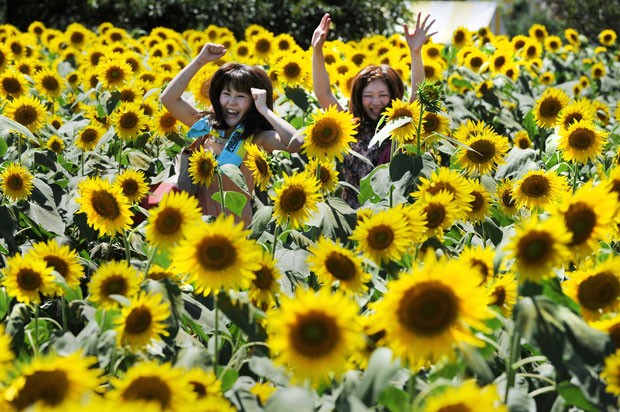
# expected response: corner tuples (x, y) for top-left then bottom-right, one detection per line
(209, 134), (229, 145)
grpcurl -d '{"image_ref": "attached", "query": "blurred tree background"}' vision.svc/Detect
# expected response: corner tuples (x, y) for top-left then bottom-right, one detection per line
(0, 0), (618, 44)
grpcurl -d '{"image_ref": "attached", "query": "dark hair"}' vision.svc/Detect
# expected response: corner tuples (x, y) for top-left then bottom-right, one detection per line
(208, 62), (274, 139)
(349, 64), (404, 127)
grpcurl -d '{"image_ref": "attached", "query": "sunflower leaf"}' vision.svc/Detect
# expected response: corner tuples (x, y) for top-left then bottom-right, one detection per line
(0, 115), (43, 146)
(26, 203), (65, 235)
(219, 163), (249, 193)
(368, 117), (411, 149)
(0, 136), (7, 157)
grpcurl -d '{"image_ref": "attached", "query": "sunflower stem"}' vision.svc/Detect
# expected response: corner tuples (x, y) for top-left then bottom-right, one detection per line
(80, 151), (85, 176)
(504, 327), (521, 404)
(271, 223), (281, 259)
(61, 296), (68, 331)
(122, 231), (131, 264)
(117, 139), (123, 174)
(17, 133), (23, 164)
(144, 245), (159, 276)
(214, 291), (220, 377)
(216, 169), (227, 217)
(571, 161), (579, 193)
(416, 105), (425, 156)
(33, 304), (40, 354)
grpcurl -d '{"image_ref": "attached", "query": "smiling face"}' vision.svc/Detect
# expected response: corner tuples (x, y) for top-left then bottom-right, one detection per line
(219, 86), (252, 128)
(361, 79), (391, 122)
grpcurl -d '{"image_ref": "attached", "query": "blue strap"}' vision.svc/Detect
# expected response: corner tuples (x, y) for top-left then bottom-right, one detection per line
(187, 116), (212, 139)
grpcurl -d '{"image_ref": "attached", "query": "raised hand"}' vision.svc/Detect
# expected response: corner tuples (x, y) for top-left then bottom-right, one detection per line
(197, 43), (227, 65)
(251, 87), (268, 114)
(311, 13), (331, 50)
(404, 13), (437, 53)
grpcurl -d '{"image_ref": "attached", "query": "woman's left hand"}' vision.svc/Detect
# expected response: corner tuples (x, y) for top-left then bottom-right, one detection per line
(251, 88), (269, 114)
(404, 12), (437, 52)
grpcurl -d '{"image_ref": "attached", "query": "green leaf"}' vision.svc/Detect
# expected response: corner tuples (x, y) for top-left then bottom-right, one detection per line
(26, 203), (66, 235)
(219, 163), (249, 193)
(249, 356), (290, 386)
(0, 135), (8, 157)
(0, 115), (43, 146)
(211, 191), (248, 217)
(358, 164), (390, 205)
(368, 117), (411, 149)
(353, 347), (401, 406)
(220, 368), (239, 392)
(556, 381), (599, 412)
(378, 386), (411, 412)
(265, 386), (315, 412)
(284, 86), (310, 113)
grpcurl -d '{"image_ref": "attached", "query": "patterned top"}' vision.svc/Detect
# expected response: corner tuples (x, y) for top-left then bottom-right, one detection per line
(340, 122), (391, 208)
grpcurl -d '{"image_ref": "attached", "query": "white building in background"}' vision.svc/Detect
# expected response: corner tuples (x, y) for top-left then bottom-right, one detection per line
(405, 1), (504, 44)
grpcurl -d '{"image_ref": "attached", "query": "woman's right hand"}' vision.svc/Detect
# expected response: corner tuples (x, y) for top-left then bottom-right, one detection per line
(311, 13), (331, 50)
(197, 43), (227, 65)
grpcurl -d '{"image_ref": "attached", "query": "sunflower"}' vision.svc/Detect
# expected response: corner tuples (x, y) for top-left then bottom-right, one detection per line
(274, 51), (310, 89)
(187, 145), (218, 187)
(250, 382), (277, 407)
(1, 253), (56, 304)
(562, 256), (620, 320)
(108, 361), (195, 411)
(111, 101), (148, 139)
(271, 171), (321, 230)
(4, 352), (101, 411)
(302, 105), (357, 162)
(250, 31), (275, 61)
(557, 98), (596, 131)
(306, 158), (339, 194)
(533, 87), (571, 128)
(590, 313), (620, 348)
(423, 60), (445, 82)
(487, 272), (518, 317)
(602, 350), (620, 396)
(544, 35), (563, 53)
(97, 56), (133, 90)
(182, 368), (223, 403)
(32, 67), (66, 100)
(115, 292), (171, 350)
(27, 239), (85, 290)
(0, 325), (14, 381)
(422, 380), (507, 412)
(459, 244), (495, 285)
(0, 42), (12, 72)
(0, 162), (34, 202)
(599, 29), (617, 47)
(368, 253), (491, 369)
(76, 176), (133, 236)
(45, 134), (65, 154)
(381, 99), (423, 146)
(75, 124), (107, 151)
(554, 182), (616, 258)
(558, 119), (606, 164)
(457, 131), (510, 175)
(349, 207), (413, 265)
(512, 169), (568, 212)
(495, 178), (519, 216)
(248, 251), (282, 311)
(113, 169), (149, 204)
(452, 27), (471, 49)
(539, 71), (555, 85)
(145, 190), (202, 249)
(267, 288), (365, 385)
(591, 62), (607, 79)
(4, 94), (47, 133)
(0, 67), (28, 98)
(505, 215), (571, 283)
(412, 167), (475, 219)
(415, 190), (460, 240)
(513, 130), (532, 149)
(307, 236), (370, 296)
(464, 179), (492, 223)
(88, 260), (143, 310)
(420, 110), (450, 146)
(172, 214), (262, 294)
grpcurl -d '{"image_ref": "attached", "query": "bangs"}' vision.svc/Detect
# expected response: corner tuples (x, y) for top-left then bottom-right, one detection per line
(222, 66), (254, 94)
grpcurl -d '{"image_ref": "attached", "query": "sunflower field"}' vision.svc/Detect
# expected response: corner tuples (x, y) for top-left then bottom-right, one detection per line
(1, 16), (620, 412)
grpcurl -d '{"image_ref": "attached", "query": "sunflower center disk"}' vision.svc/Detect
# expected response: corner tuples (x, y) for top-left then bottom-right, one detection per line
(521, 176), (549, 198)
(565, 204), (595, 245)
(45, 256), (68, 278)
(123, 376), (172, 409)
(293, 313), (339, 357)
(368, 225), (394, 250)
(7, 175), (24, 191)
(121, 113), (138, 129)
(17, 270), (41, 290)
(569, 129), (594, 150)
(199, 238), (236, 270)
(520, 234), (550, 263)
(13, 370), (69, 409)
(399, 285), (456, 336)
(125, 308), (153, 334)
(325, 252), (356, 280)
(104, 276), (127, 296)
(577, 272), (620, 311)
(426, 204), (446, 229)
(92, 190), (121, 219)
(540, 99), (561, 118)
(156, 209), (182, 235)
(467, 140), (495, 163)
(253, 268), (273, 289)
(15, 107), (36, 126)
(281, 187), (306, 213)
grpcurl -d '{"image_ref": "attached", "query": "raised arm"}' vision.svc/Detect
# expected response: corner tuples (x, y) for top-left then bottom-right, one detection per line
(160, 43), (227, 127)
(311, 13), (343, 111)
(251, 88), (303, 153)
(404, 13), (437, 102)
